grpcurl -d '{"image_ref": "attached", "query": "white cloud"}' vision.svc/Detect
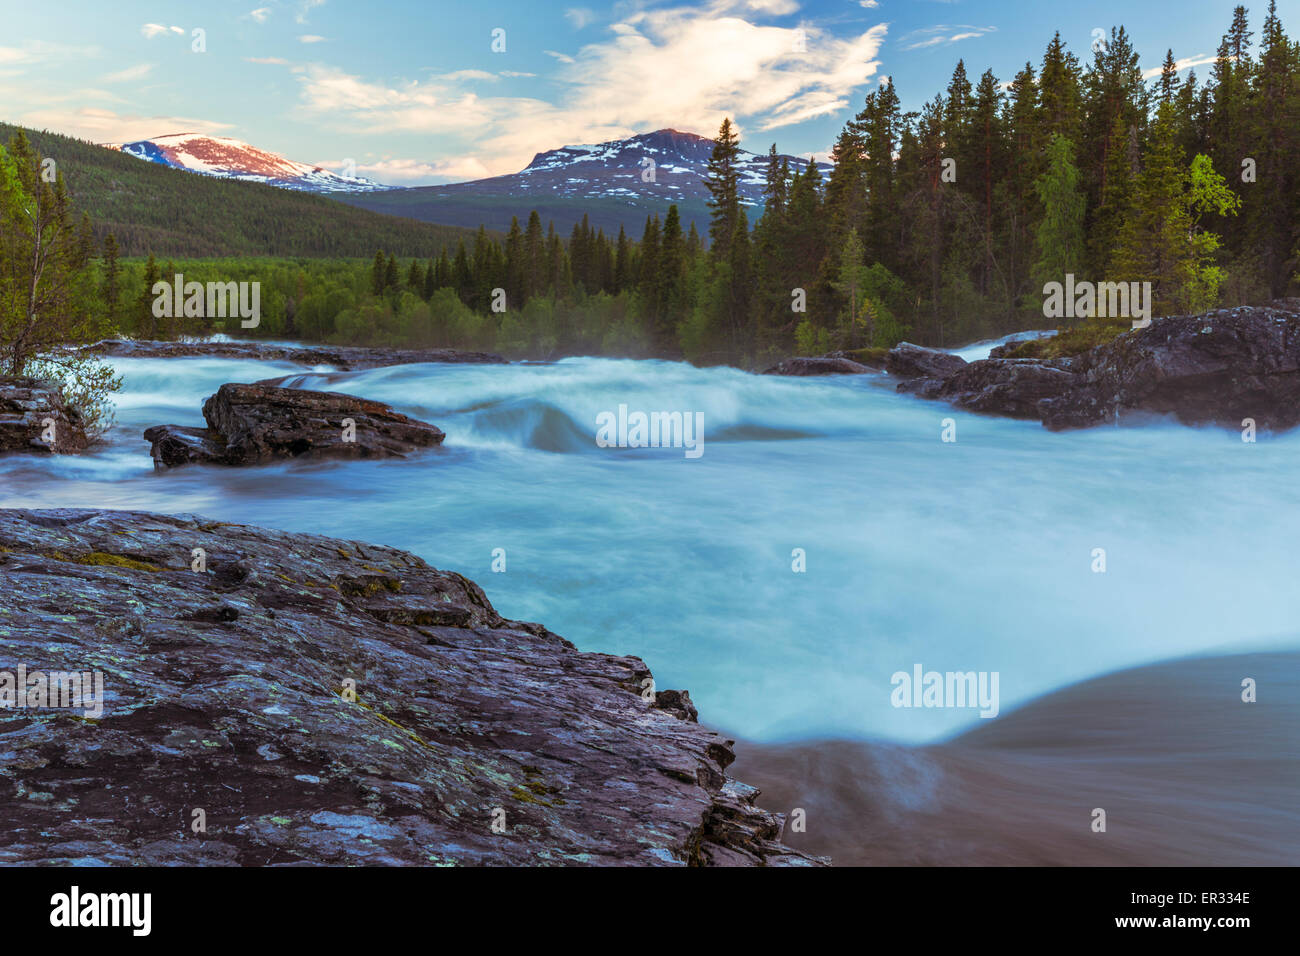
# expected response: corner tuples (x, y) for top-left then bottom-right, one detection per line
(102, 63), (154, 83)
(901, 24), (996, 51)
(141, 24), (186, 39)
(287, 1), (887, 175)
(565, 8), (596, 29)
(859, 1), (879, 8)
(0, 40), (98, 66)
(321, 155), (492, 184)
(1142, 54), (1217, 79)
(296, 0), (326, 25)
(249, 7), (272, 24)
(299, 35), (327, 44)
(743, 0), (800, 12)
(246, 56), (290, 65)
(14, 106), (232, 144)
(431, 69), (538, 81)
(434, 69), (497, 81)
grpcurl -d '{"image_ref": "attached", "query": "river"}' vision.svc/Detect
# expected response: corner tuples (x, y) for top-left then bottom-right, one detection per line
(3, 342), (1298, 862)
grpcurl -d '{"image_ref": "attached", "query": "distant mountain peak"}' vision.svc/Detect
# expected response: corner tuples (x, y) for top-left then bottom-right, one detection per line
(517, 129), (827, 196)
(106, 133), (392, 194)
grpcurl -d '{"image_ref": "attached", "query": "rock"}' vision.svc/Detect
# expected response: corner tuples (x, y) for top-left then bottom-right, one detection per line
(0, 378), (90, 455)
(145, 383), (445, 468)
(926, 358), (1081, 419)
(885, 342), (969, 380)
(891, 305), (1300, 432)
(1037, 305), (1300, 431)
(762, 356), (873, 376)
(77, 339), (506, 369)
(0, 508), (823, 866)
(141, 424), (231, 467)
(653, 689), (699, 723)
(988, 339), (1040, 359)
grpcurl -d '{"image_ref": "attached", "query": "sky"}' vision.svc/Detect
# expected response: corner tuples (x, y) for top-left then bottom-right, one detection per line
(3, 0), (1297, 185)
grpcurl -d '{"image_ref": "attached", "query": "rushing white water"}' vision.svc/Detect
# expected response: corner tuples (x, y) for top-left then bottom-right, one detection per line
(3, 349), (1300, 745)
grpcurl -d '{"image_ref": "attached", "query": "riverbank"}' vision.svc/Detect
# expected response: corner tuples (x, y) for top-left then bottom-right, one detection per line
(0, 508), (821, 866)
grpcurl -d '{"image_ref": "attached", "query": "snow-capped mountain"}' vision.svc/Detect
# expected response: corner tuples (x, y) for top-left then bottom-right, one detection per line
(511, 128), (827, 206)
(340, 129), (832, 236)
(106, 133), (392, 194)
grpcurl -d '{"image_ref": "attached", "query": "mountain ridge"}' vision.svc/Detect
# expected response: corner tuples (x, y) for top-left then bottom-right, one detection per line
(103, 126), (830, 236)
(339, 127), (831, 235)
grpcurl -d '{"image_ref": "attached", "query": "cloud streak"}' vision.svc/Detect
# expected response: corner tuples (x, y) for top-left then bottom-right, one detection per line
(900, 24), (996, 51)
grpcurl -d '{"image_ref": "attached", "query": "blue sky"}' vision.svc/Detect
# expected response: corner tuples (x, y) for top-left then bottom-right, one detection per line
(3, 0), (1297, 184)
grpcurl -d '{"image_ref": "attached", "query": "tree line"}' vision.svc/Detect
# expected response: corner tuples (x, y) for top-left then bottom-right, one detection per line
(6, 3), (1299, 381)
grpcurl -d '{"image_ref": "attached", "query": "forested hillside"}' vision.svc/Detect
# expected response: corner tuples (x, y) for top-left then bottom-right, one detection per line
(11, 3), (1300, 365)
(0, 123), (480, 258)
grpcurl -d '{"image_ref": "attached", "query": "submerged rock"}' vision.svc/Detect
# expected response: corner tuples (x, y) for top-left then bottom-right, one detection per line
(0, 509), (821, 866)
(890, 305), (1300, 432)
(0, 378), (90, 455)
(78, 339), (507, 369)
(144, 383), (445, 468)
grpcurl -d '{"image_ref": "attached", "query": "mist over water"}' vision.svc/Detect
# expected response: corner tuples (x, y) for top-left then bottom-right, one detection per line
(733, 652), (1300, 865)
(4, 349), (1300, 749)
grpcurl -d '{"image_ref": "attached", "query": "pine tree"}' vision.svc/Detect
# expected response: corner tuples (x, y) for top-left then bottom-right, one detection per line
(407, 258), (425, 292)
(1039, 32), (1083, 143)
(524, 210), (545, 299)
(703, 117), (742, 259)
(1115, 103), (1241, 315)
(658, 205), (685, 347)
(613, 226), (632, 293)
(1032, 134), (1086, 305)
(139, 253), (161, 338)
(1248, 0), (1300, 295)
(638, 214), (661, 319)
(761, 144), (788, 216)
(422, 258), (437, 299)
(102, 233), (121, 325)
(1158, 49), (1182, 104)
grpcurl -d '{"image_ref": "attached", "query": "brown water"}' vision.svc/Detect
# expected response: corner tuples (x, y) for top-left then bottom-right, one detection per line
(731, 651), (1300, 865)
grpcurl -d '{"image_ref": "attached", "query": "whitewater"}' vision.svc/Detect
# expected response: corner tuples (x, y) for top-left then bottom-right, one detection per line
(4, 343), (1300, 748)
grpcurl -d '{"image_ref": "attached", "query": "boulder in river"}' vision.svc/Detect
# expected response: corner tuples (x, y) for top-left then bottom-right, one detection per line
(0, 508), (821, 866)
(889, 304), (1300, 432)
(0, 378), (89, 454)
(145, 383), (445, 468)
(884, 342), (969, 381)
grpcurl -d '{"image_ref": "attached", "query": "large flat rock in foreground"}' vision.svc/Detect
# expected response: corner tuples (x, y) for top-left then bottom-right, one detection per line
(0, 509), (818, 866)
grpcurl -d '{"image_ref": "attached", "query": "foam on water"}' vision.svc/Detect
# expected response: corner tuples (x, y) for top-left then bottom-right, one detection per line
(4, 352), (1299, 744)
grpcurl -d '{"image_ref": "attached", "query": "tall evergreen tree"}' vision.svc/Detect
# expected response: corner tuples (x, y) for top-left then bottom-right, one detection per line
(703, 117), (742, 259)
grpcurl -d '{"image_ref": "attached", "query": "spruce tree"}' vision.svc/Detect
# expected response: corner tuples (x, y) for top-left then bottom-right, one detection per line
(703, 117), (741, 259)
